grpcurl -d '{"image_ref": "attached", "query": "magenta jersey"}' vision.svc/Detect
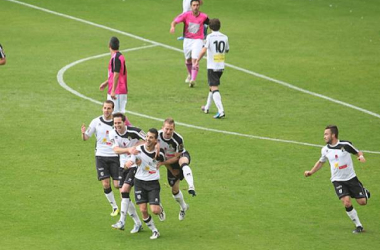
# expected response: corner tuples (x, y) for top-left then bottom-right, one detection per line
(174, 11), (208, 39)
(108, 52), (128, 94)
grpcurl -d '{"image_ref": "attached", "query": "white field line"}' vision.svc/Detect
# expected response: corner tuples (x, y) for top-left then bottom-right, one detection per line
(57, 48), (380, 154)
(10, 0), (380, 154)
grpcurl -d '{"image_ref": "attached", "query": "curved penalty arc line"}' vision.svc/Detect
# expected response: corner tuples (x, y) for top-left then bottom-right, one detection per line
(57, 46), (380, 155)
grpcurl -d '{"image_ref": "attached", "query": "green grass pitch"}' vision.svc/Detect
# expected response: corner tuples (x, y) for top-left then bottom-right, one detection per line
(1, 0), (380, 249)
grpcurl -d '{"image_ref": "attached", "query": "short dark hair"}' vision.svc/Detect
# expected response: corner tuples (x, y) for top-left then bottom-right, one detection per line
(113, 112), (126, 122)
(209, 18), (221, 31)
(109, 37), (120, 50)
(104, 100), (114, 109)
(191, 0), (200, 4)
(325, 125), (339, 139)
(148, 128), (159, 139)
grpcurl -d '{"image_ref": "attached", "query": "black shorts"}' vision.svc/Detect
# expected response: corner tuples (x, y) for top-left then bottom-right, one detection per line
(95, 156), (120, 181)
(167, 151), (191, 187)
(118, 166), (137, 188)
(134, 178), (161, 205)
(208, 69), (223, 86)
(332, 177), (367, 199)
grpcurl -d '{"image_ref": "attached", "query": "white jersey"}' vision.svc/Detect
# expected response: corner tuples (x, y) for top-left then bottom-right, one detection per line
(85, 116), (117, 157)
(133, 145), (165, 181)
(109, 126), (146, 168)
(204, 31), (229, 70)
(158, 130), (186, 159)
(319, 140), (359, 182)
(182, 0), (191, 12)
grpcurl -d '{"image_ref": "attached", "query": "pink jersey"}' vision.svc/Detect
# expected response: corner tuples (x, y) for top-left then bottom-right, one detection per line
(174, 11), (208, 39)
(108, 52), (128, 94)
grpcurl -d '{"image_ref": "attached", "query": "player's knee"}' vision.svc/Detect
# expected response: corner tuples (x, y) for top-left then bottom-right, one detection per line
(171, 187), (179, 195)
(151, 206), (161, 215)
(357, 198), (367, 206)
(341, 199), (352, 208)
(122, 184), (131, 193)
(139, 206), (148, 214)
(102, 180), (111, 189)
(179, 158), (189, 166)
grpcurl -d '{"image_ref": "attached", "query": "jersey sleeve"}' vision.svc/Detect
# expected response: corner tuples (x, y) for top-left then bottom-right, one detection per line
(225, 37), (230, 52)
(204, 16), (209, 25)
(204, 36), (211, 48)
(177, 141), (184, 153)
(113, 54), (121, 73)
(174, 12), (186, 23)
(0, 44), (5, 59)
(109, 131), (120, 148)
(319, 147), (328, 163)
(136, 128), (146, 140)
(85, 119), (97, 137)
(344, 142), (359, 155)
(157, 149), (166, 162)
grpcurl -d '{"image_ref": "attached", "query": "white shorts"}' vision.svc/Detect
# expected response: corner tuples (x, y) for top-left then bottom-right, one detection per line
(183, 38), (204, 60)
(107, 94), (127, 113)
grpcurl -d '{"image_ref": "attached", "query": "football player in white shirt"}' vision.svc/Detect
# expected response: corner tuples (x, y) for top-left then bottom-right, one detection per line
(304, 125), (370, 234)
(195, 18), (229, 119)
(157, 118), (195, 221)
(125, 128), (166, 240)
(109, 113), (146, 233)
(81, 100), (120, 217)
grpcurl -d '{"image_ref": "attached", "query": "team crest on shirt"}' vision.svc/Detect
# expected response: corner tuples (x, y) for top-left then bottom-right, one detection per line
(341, 147), (345, 152)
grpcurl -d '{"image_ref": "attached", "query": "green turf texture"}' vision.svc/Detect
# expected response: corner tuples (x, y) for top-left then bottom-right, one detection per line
(1, 0), (380, 249)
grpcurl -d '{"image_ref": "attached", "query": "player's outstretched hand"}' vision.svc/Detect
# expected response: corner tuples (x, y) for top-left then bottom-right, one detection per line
(358, 155), (366, 163)
(304, 171), (312, 177)
(81, 123), (86, 133)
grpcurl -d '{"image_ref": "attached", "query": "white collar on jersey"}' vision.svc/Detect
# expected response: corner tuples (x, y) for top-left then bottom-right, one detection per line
(328, 140), (340, 147)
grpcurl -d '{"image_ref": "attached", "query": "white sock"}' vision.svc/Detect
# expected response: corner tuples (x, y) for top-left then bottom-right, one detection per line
(182, 165), (194, 190)
(205, 91), (213, 110)
(119, 198), (130, 223)
(128, 202), (142, 225)
(173, 190), (187, 210)
(346, 208), (362, 227)
(212, 90), (224, 114)
(104, 191), (118, 210)
(143, 215), (157, 232)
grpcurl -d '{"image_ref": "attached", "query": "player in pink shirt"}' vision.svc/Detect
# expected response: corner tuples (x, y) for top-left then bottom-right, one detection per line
(100, 37), (131, 125)
(170, 0), (209, 87)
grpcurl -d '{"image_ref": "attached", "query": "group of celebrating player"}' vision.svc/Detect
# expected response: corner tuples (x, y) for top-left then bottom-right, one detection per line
(82, 101), (196, 240)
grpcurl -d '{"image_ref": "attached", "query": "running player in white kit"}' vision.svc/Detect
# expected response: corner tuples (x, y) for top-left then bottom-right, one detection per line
(304, 125), (371, 233)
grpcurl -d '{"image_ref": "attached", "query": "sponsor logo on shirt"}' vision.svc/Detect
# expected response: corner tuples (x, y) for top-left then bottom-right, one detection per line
(338, 164), (348, 170)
